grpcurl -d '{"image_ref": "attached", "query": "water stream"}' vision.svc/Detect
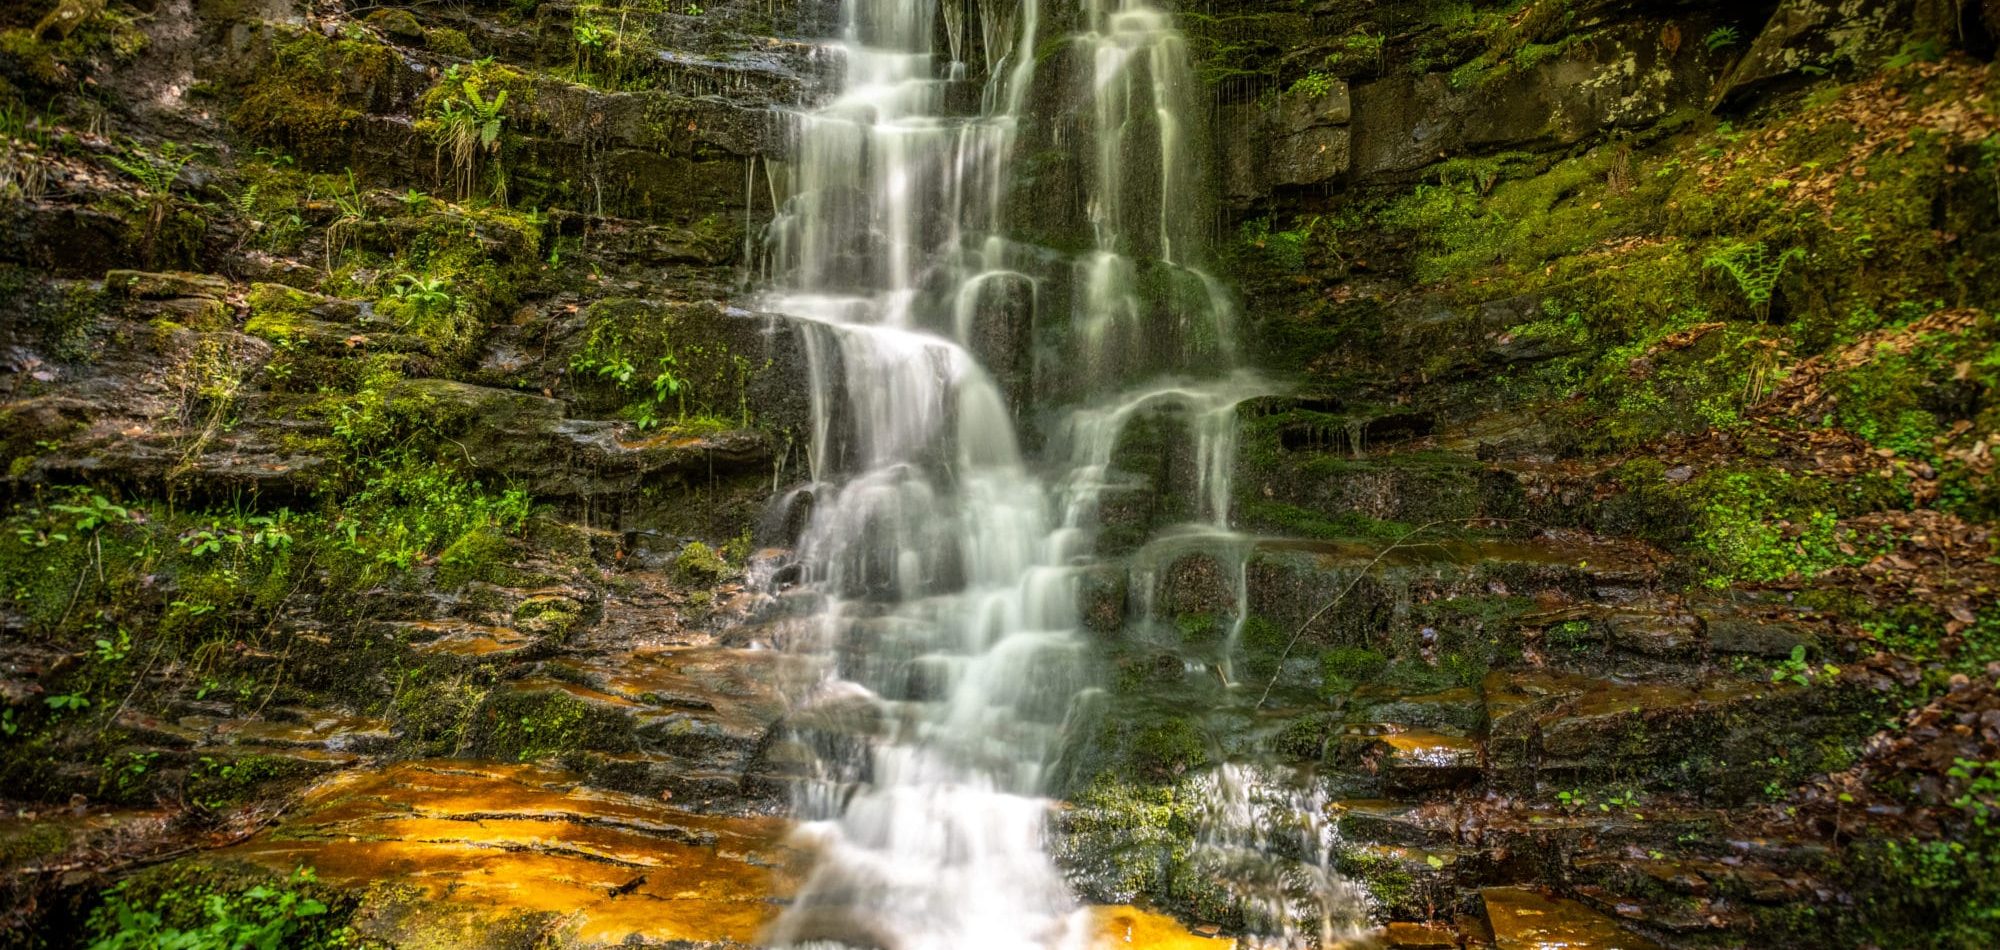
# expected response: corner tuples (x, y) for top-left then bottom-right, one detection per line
(752, 0), (1347, 944)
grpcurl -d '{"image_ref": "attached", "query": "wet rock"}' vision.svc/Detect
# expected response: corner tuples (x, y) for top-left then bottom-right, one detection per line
(1078, 564), (1128, 635)
(1349, 20), (1727, 181)
(400, 619), (541, 661)
(1157, 551), (1235, 618)
(104, 270), (231, 301)
(1222, 82), (1353, 201)
(1481, 885), (1662, 950)
(1704, 618), (1821, 658)
(217, 760), (801, 948)
(1348, 684), (1486, 736)
(1382, 920), (1462, 949)
(1328, 799), (1440, 849)
(1342, 728), (1482, 794)
(1600, 609), (1704, 659)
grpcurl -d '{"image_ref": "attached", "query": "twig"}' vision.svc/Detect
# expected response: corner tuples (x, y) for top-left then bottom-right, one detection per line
(1253, 519), (1454, 709)
(248, 550), (320, 721)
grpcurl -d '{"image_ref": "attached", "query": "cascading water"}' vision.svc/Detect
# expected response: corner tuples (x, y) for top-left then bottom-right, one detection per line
(752, 0), (1351, 944)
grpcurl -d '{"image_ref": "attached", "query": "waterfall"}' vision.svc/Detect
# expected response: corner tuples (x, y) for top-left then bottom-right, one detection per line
(753, 0), (1321, 944)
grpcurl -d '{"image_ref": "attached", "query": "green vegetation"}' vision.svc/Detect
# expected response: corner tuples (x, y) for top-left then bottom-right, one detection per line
(86, 867), (357, 950)
(230, 28), (398, 168)
(568, 300), (760, 430)
(424, 67), (509, 201)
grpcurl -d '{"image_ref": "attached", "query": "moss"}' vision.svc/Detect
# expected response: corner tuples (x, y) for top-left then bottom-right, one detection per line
(392, 674), (490, 756)
(471, 687), (631, 762)
(2, 275), (112, 363)
(1683, 466), (1890, 585)
(568, 299), (760, 428)
(1129, 717), (1209, 779)
(1239, 500), (1419, 543)
(1052, 774), (1215, 914)
(423, 26), (475, 58)
(0, 819), (70, 864)
(1846, 829), (2000, 948)
(672, 539), (729, 585)
(185, 753), (315, 809)
(1334, 847), (1418, 916)
(1319, 646), (1387, 698)
(230, 28), (399, 168)
(242, 283), (317, 342)
(512, 594), (582, 640)
(0, 4), (146, 96)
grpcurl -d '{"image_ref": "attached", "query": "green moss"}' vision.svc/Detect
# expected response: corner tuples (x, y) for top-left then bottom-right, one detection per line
(242, 283), (316, 342)
(1335, 846), (1418, 915)
(1238, 501), (1417, 543)
(186, 753), (314, 810)
(391, 674), (489, 756)
(568, 299), (759, 429)
(230, 29), (398, 168)
(0, 819), (70, 864)
(1684, 466), (1888, 585)
(1319, 646), (1387, 698)
(1053, 774), (1216, 914)
(0, 5), (146, 96)
(472, 687), (630, 762)
(1130, 717), (1209, 779)
(672, 540), (730, 585)
(330, 454), (531, 577)
(1849, 829), (2000, 948)
(423, 26), (475, 58)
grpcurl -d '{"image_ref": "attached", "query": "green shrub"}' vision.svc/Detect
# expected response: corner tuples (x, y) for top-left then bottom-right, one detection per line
(85, 868), (356, 950)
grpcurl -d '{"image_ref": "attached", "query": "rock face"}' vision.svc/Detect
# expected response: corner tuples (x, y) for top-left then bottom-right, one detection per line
(220, 760), (801, 948)
(2, 0), (1998, 946)
(1222, 81), (1353, 201)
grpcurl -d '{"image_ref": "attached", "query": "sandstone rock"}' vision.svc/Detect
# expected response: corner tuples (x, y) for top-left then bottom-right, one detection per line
(1482, 886), (1662, 950)
(104, 270), (230, 300)
(1718, 0), (1959, 104)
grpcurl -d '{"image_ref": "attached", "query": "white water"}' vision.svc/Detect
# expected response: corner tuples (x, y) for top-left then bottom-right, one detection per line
(752, 0), (1330, 945)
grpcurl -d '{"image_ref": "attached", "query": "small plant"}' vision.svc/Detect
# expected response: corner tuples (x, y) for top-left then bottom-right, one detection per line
(2, 103), (54, 200)
(325, 169), (370, 272)
(105, 750), (156, 797)
(428, 74), (508, 200)
(388, 274), (457, 324)
(85, 869), (341, 950)
(1771, 643), (1840, 687)
(107, 141), (196, 204)
(45, 692), (91, 713)
(1704, 26), (1740, 52)
(107, 141), (199, 259)
(52, 494), (136, 534)
(1341, 31), (1386, 72)
(396, 188), (431, 212)
(1949, 758), (2000, 826)
(1703, 240), (1804, 319)
(94, 628), (132, 663)
(1288, 70), (1336, 99)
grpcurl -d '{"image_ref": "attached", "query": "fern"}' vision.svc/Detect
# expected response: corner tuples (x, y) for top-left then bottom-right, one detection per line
(1703, 26), (1740, 52)
(106, 141), (198, 258)
(1703, 241), (1804, 318)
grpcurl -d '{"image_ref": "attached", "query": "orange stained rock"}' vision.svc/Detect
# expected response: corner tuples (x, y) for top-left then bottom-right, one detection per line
(1086, 905), (1236, 949)
(218, 759), (799, 946)
(1481, 886), (1663, 950)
